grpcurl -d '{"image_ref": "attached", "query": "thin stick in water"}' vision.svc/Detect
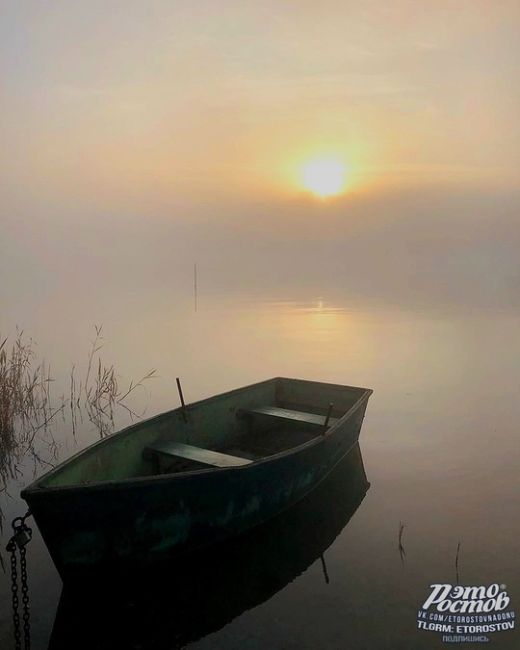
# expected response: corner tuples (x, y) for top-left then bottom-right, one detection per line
(455, 541), (461, 584)
(398, 521), (406, 565)
(194, 263), (198, 312)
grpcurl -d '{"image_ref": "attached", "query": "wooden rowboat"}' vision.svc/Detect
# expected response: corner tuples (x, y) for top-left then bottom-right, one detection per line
(49, 444), (370, 649)
(22, 377), (372, 580)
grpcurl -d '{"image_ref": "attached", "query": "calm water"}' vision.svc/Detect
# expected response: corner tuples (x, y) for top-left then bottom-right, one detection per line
(1, 292), (519, 649)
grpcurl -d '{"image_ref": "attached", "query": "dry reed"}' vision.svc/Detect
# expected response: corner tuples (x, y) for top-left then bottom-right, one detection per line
(83, 326), (156, 437)
(0, 326), (156, 497)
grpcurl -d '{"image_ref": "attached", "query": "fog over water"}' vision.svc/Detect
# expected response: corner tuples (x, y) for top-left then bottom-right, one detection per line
(4, 186), (520, 300)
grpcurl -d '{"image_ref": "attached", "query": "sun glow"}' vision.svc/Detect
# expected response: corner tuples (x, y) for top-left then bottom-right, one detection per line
(301, 157), (348, 198)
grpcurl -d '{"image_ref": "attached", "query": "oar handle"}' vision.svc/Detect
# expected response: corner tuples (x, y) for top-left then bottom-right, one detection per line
(323, 402), (334, 434)
(176, 377), (188, 423)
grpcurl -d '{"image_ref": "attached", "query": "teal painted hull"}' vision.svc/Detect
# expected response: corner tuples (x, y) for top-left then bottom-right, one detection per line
(22, 377), (372, 580)
(49, 444), (369, 648)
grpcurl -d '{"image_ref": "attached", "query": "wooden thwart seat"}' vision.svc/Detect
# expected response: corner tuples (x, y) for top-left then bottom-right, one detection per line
(241, 406), (339, 428)
(144, 441), (253, 468)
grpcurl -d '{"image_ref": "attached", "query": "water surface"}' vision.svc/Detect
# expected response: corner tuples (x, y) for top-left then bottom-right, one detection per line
(1, 292), (518, 649)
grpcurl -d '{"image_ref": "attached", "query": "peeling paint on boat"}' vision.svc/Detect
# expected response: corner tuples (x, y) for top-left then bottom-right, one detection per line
(241, 495), (261, 517)
(148, 514), (192, 551)
(61, 531), (105, 565)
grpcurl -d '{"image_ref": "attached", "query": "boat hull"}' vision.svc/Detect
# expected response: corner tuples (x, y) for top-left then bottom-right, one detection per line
(22, 380), (371, 580)
(49, 444), (369, 648)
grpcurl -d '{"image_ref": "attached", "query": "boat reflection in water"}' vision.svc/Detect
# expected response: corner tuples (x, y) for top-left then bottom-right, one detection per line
(49, 443), (370, 650)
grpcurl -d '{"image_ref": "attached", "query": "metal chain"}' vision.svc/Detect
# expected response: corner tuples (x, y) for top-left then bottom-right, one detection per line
(7, 542), (22, 650)
(20, 545), (31, 650)
(6, 511), (32, 650)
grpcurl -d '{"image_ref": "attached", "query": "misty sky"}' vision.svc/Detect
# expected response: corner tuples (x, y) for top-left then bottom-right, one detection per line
(1, 1), (520, 319)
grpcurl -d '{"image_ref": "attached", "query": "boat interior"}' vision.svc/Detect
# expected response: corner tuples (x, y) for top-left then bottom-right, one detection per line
(33, 378), (369, 488)
(142, 404), (341, 475)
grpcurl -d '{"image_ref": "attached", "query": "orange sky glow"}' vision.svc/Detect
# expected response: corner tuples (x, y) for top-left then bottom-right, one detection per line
(1, 0), (518, 213)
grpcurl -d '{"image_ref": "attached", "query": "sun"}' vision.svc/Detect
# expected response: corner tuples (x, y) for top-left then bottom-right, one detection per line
(301, 157), (348, 198)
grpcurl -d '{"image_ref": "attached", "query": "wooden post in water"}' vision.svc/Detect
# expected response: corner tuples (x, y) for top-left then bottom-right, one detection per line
(323, 402), (334, 434)
(176, 377), (188, 422)
(194, 263), (198, 312)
